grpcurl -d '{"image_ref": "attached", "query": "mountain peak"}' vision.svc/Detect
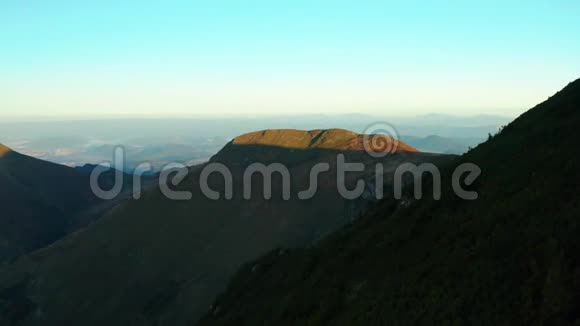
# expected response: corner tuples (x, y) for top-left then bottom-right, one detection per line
(0, 143), (12, 157)
(231, 128), (417, 153)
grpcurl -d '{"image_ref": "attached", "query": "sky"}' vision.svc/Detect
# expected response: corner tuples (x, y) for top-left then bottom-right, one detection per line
(1, 0), (579, 119)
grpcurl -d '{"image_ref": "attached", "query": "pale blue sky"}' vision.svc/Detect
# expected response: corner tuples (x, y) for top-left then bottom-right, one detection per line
(1, 1), (579, 118)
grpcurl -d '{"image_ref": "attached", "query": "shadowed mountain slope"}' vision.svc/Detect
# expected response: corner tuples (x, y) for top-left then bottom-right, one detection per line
(0, 145), (102, 264)
(198, 79), (580, 325)
(0, 132), (451, 326)
(0, 145), (152, 265)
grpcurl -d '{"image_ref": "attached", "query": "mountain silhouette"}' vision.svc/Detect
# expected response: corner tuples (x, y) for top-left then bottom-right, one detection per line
(0, 132), (451, 325)
(0, 144), (103, 263)
(0, 145), (156, 265)
(197, 79), (580, 325)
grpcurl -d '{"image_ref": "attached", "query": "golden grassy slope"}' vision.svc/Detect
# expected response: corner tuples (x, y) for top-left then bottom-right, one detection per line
(232, 129), (418, 153)
(0, 143), (11, 158)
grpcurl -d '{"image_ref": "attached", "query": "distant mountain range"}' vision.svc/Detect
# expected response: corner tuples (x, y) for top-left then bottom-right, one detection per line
(401, 135), (482, 154)
(0, 114), (510, 171)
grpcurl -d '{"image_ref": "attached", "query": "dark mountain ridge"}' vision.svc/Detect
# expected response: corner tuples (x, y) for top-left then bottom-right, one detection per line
(0, 145), (152, 265)
(0, 144), (102, 263)
(198, 79), (580, 325)
(0, 132), (452, 326)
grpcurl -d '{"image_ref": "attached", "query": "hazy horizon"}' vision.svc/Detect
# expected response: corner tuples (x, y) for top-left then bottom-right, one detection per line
(0, 111), (518, 122)
(1, 113), (513, 170)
